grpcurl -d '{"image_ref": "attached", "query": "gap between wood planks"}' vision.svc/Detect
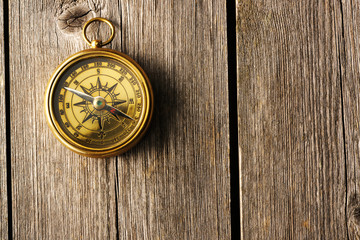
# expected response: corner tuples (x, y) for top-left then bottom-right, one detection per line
(338, 1), (350, 238)
(226, 0), (241, 239)
(3, 0), (13, 239)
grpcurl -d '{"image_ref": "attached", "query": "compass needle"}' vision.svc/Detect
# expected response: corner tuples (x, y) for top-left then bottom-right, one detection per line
(104, 104), (134, 121)
(64, 87), (94, 102)
(109, 111), (120, 120)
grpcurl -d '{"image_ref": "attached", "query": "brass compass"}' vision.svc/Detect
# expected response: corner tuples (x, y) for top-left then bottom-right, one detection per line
(44, 18), (153, 157)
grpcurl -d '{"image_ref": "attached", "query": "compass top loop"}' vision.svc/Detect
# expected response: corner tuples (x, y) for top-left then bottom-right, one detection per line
(82, 17), (115, 48)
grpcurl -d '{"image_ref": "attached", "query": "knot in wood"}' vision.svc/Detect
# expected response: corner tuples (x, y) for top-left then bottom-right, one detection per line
(57, 4), (93, 34)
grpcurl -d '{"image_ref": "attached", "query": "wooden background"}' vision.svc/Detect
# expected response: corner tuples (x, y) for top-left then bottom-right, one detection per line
(2, 0), (360, 239)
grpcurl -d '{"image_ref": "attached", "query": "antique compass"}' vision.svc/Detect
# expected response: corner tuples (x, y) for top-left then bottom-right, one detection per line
(44, 18), (153, 157)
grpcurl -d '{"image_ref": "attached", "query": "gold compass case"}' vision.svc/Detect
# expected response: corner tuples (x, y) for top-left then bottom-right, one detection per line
(44, 47), (153, 158)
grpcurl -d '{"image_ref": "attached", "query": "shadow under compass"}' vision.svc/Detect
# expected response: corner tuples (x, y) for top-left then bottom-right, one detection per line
(120, 58), (180, 158)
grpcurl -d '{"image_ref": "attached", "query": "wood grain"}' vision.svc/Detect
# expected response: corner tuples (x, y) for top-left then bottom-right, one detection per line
(341, 1), (360, 238)
(10, 1), (115, 239)
(0, 0), (9, 239)
(9, 0), (230, 239)
(237, 0), (347, 239)
(113, 1), (231, 239)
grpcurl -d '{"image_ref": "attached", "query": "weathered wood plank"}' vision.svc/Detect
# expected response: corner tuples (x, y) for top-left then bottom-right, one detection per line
(237, 0), (347, 239)
(0, 0), (9, 239)
(10, 0), (230, 239)
(341, 1), (360, 238)
(114, 0), (231, 238)
(9, 1), (117, 239)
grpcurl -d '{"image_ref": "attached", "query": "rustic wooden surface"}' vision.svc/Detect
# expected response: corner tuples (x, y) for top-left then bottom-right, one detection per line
(8, 0), (360, 239)
(237, 0), (348, 239)
(342, 1), (360, 239)
(1, 0), (9, 239)
(7, 0), (230, 239)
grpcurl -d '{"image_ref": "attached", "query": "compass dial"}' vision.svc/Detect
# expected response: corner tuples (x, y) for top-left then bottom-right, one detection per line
(46, 51), (153, 156)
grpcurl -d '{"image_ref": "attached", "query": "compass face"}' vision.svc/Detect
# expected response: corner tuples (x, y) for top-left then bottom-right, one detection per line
(45, 50), (153, 157)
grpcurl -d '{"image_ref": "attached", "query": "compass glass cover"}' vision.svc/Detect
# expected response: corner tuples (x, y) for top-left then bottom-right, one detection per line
(51, 56), (146, 150)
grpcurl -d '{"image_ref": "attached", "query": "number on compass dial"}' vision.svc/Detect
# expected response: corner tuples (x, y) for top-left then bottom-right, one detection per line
(53, 57), (144, 148)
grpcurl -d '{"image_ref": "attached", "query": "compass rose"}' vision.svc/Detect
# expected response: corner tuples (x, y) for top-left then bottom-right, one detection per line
(64, 77), (132, 130)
